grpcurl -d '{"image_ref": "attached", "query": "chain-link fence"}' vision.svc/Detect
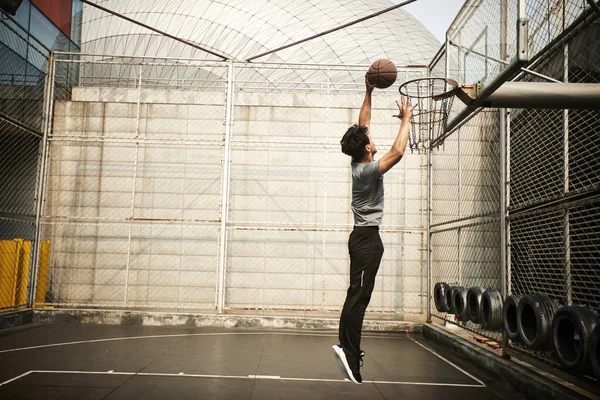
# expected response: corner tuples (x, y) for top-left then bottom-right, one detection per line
(34, 55), (429, 318)
(428, 0), (600, 380)
(508, 0), (600, 369)
(429, 107), (503, 341)
(0, 15), (50, 313)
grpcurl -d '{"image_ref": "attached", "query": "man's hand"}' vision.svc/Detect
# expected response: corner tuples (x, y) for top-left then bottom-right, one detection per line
(393, 96), (416, 120)
(365, 74), (375, 93)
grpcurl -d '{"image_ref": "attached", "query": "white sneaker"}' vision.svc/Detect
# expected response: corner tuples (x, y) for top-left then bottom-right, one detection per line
(332, 345), (362, 384)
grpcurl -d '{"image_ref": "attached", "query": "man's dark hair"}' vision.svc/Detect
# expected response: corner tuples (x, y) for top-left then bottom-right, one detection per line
(340, 124), (369, 162)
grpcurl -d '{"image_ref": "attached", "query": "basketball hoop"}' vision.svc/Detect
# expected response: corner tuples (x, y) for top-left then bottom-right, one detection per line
(398, 77), (460, 150)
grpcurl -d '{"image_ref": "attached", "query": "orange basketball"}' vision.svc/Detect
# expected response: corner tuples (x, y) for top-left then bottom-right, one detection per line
(366, 59), (397, 89)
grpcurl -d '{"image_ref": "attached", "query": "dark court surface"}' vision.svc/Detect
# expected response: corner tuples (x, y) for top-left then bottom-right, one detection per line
(0, 323), (528, 399)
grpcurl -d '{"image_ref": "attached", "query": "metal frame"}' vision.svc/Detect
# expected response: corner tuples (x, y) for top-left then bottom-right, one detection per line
(28, 53), (55, 308)
(445, 0), (530, 133)
(217, 61), (235, 313)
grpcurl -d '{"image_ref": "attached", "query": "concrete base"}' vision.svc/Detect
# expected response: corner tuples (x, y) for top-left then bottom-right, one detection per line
(32, 308), (422, 332)
(0, 309), (33, 331)
(423, 323), (591, 400)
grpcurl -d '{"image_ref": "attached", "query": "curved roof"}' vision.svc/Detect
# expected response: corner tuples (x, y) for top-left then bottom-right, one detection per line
(82, 0), (440, 67)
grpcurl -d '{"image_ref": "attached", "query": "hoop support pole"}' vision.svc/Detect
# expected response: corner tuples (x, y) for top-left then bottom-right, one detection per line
(483, 82), (600, 109)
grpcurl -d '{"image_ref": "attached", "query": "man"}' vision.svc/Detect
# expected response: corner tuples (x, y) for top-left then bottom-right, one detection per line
(332, 74), (415, 384)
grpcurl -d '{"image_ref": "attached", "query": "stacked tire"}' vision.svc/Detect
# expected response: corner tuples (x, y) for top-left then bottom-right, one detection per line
(433, 283), (503, 330)
(451, 286), (470, 322)
(517, 294), (559, 350)
(481, 289), (503, 331)
(508, 294), (600, 379)
(433, 283), (600, 379)
(589, 325), (600, 380)
(433, 282), (453, 313)
(503, 295), (522, 342)
(552, 306), (599, 375)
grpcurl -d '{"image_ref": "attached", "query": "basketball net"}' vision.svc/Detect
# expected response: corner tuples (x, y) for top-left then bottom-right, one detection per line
(399, 78), (458, 151)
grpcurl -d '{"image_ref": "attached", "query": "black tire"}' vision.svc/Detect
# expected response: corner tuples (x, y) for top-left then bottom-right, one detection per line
(589, 324), (600, 380)
(503, 295), (523, 342)
(517, 294), (559, 350)
(552, 306), (599, 374)
(467, 287), (486, 324)
(446, 285), (457, 315)
(481, 289), (503, 331)
(434, 282), (451, 313)
(452, 286), (470, 322)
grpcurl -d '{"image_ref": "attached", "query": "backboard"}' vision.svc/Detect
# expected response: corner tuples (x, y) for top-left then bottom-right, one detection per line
(441, 0), (529, 133)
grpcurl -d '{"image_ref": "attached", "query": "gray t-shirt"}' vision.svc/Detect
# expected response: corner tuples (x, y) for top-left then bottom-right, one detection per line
(351, 159), (384, 226)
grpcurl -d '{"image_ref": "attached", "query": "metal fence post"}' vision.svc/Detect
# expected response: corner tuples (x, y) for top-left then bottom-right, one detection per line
(28, 53), (55, 308)
(426, 72), (434, 323)
(217, 60), (235, 313)
(500, 108), (509, 358)
(124, 64), (144, 306)
(563, 39), (571, 306)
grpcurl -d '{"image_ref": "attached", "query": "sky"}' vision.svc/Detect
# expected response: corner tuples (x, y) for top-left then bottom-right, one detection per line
(400, 0), (466, 43)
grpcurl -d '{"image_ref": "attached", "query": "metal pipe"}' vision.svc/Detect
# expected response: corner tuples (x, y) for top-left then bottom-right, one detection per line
(80, 0), (228, 60)
(500, 108), (509, 358)
(519, 67), (563, 83)
(53, 51), (402, 69)
(447, 0), (486, 42)
(427, 68), (434, 322)
(217, 61), (235, 313)
(0, 113), (43, 138)
(426, 126), (433, 323)
(499, 0), (510, 360)
(483, 82), (600, 109)
(448, 40), (511, 66)
(587, 0), (600, 17)
(514, 3), (598, 83)
(506, 110), (512, 299)
(28, 53), (55, 307)
(0, 10), (51, 53)
(246, 0), (419, 61)
(457, 128), (462, 286)
(563, 41), (572, 306)
(124, 65), (143, 306)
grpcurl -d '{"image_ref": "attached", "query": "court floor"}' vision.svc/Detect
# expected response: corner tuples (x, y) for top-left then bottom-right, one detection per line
(0, 323), (528, 399)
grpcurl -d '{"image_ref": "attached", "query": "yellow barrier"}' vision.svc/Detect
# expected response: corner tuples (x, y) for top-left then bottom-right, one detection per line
(36, 241), (51, 306)
(0, 239), (51, 311)
(0, 239), (20, 309)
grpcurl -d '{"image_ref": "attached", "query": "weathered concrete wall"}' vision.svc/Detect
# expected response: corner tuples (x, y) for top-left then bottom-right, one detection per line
(46, 86), (427, 320)
(33, 308), (422, 332)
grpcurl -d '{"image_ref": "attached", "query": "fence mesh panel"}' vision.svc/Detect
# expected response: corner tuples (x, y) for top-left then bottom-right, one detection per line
(0, 15), (48, 313)
(570, 199), (600, 311)
(510, 108), (564, 208)
(431, 221), (502, 341)
(429, 1), (599, 353)
(507, 4), (600, 372)
(41, 58), (229, 310)
(38, 58), (429, 317)
(223, 63), (427, 315)
(430, 107), (502, 340)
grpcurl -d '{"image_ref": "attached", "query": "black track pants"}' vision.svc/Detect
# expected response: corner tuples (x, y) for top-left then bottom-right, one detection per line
(338, 226), (384, 358)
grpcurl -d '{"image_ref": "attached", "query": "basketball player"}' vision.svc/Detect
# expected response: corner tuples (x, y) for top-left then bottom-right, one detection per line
(332, 74), (415, 384)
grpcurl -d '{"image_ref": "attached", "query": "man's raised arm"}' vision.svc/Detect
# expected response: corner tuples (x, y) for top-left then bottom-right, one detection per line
(378, 96), (415, 175)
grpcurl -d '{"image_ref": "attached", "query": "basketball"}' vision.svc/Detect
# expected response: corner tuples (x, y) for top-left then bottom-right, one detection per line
(366, 59), (397, 89)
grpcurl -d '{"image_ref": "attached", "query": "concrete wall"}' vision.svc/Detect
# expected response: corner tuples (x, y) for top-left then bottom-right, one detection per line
(46, 85), (427, 319)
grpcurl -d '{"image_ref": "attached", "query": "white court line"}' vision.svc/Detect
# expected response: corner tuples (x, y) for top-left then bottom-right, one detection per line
(0, 371), (33, 387)
(0, 331), (408, 354)
(0, 370), (486, 388)
(409, 337), (487, 387)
